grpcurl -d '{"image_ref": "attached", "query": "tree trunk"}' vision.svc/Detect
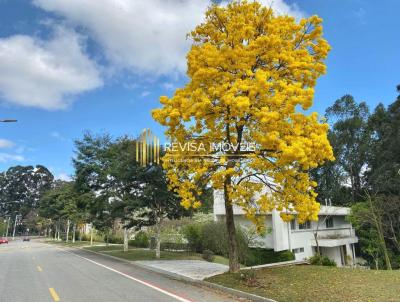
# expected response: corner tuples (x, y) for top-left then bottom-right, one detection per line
(155, 217), (162, 259)
(66, 219), (70, 243)
(57, 222), (60, 241)
(368, 196), (392, 270)
(90, 223), (93, 246)
(377, 219), (392, 270)
(72, 224), (76, 243)
(54, 225), (57, 240)
(313, 232), (320, 256)
(389, 219), (400, 253)
(123, 228), (129, 252)
(224, 176), (240, 272)
(313, 216), (328, 257)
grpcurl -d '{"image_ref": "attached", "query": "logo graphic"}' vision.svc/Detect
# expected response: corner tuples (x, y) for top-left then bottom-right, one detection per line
(135, 129), (160, 166)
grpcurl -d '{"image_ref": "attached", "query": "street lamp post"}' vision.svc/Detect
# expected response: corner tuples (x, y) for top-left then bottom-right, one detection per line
(12, 214), (22, 240)
(5, 216), (10, 239)
(1, 119), (17, 239)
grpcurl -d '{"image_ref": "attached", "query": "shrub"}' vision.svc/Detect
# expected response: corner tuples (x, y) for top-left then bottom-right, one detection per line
(239, 269), (259, 287)
(129, 231), (149, 248)
(243, 248), (295, 266)
(202, 249), (215, 262)
(309, 254), (337, 266)
(80, 232), (103, 242)
(200, 221), (249, 262)
(182, 220), (295, 266)
(182, 223), (203, 252)
(104, 234), (123, 244)
(80, 233), (90, 241)
(161, 242), (190, 251)
(200, 222), (229, 256)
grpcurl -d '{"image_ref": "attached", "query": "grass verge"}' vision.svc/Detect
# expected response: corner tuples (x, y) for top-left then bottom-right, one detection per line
(85, 245), (231, 266)
(46, 239), (231, 266)
(207, 265), (400, 302)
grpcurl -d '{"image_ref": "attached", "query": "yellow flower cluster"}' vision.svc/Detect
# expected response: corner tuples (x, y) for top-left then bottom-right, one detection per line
(152, 1), (332, 228)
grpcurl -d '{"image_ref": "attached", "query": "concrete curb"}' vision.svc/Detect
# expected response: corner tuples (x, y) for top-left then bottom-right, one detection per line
(64, 246), (277, 302)
(131, 262), (277, 302)
(240, 260), (309, 270)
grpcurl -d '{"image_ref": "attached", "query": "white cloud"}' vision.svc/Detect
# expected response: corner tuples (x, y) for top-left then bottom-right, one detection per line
(33, 0), (304, 78)
(140, 91), (150, 97)
(0, 139), (15, 148)
(0, 26), (102, 110)
(162, 82), (175, 91)
(50, 131), (71, 142)
(256, 0), (304, 19)
(34, 0), (210, 77)
(0, 153), (24, 163)
(354, 7), (366, 25)
(50, 131), (61, 138)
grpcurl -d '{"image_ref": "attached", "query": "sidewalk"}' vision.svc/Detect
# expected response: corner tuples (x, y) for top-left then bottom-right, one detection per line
(135, 260), (229, 280)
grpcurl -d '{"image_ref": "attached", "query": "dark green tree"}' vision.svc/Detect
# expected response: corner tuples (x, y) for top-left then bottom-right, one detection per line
(366, 85), (400, 194)
(0, 165), (54, 217)
(313, 95), (370, 205)
(39, 181), (90, 241)
(73, 133), (117, 238)
(349, 194), (393, 270)
(311, 132), (352, 206)
(125, 164), (185, 258)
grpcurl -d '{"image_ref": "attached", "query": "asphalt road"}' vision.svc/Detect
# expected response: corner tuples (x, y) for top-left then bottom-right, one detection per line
(0, 240), (244, 302)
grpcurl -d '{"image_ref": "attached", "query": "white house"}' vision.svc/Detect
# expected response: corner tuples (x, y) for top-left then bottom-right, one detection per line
(213, 190), (358, 266)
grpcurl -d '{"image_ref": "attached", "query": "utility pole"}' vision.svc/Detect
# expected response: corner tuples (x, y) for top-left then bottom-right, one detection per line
(5, 217), (10, 238)
(2, 119), (17, 238)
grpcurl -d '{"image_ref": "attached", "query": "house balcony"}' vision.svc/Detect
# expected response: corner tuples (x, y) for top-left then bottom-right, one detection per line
(308, 227), (358, 247)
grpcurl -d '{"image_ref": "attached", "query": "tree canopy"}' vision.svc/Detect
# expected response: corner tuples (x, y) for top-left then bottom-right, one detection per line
(153, 1), (332, 271)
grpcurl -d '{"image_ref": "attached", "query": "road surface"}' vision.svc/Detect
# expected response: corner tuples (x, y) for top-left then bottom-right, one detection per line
(0, 240), (244, 302)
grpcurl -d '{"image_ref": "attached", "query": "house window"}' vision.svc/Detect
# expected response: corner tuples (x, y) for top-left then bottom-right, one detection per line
(293, 247), (304, 254)
(290, 219), (297, 230)
(325, 217), (334, 228)
(298, 221), (311, 230)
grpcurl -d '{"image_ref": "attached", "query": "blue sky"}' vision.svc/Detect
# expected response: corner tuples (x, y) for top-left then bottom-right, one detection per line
(0, 0), (399, 179)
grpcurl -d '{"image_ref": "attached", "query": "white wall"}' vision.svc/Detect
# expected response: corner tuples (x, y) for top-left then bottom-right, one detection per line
(215, 214), (274, 248)
(213, 189), (358, 265)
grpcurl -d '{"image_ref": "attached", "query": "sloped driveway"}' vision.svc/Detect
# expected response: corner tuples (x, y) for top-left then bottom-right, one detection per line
(135, 260), (229, 280)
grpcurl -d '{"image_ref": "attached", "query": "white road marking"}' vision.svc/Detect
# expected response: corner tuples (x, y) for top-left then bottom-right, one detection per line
(58, 248), (194, 302)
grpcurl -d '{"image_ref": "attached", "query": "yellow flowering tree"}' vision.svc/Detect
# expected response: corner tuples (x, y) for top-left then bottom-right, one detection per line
(152, 1), (333, 272)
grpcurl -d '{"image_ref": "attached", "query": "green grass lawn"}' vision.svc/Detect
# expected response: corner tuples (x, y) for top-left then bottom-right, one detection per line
(103, 249), (202, 261)
(46, 240), (231, 266)
(45, 240), (99, 247)
(83, 244), (124, 252)
(207, 265), (400, 302)
(83, 246), (231, 266)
